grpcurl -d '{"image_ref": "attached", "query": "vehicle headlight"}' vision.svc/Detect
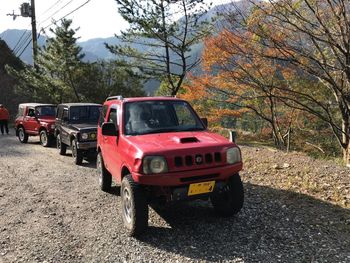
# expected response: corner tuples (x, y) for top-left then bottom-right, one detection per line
(81, 133), (89, 140)
(226, 147), (241, 164)
(142, 156), (168, 174)
(90, 132), (96, 140)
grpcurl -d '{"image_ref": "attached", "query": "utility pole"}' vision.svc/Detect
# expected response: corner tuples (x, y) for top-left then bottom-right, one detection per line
(30, 0), (38, 69)
(7, 1), (38, 69)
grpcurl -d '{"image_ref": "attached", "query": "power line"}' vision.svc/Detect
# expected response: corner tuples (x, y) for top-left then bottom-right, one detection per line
(38, 0), (75, 27)
(17, 38), (32, 58)
(12, 28), (29, 53)
(14, 32), (32, 55)
(41, 0), (92, 31)
(38, 0), (64, 17)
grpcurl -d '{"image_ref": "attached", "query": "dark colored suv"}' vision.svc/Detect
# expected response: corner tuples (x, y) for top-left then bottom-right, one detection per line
(15, 103), (56, 147)
(55, 103), (102, 165)
(97, 96), (244, 236)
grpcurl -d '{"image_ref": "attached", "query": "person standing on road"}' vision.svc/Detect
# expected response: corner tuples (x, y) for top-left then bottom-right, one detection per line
(0, 104), (10, 135)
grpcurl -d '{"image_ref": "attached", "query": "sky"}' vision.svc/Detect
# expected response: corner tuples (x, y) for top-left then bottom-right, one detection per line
(0, 0), (234, 41)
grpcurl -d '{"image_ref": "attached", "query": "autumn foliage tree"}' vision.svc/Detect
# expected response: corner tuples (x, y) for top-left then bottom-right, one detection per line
(186, 0), (350, 164)
(184, 29), (297, 149)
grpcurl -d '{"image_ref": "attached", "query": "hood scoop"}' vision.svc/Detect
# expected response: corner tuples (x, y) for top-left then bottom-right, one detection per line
(179, 137), (199, 143)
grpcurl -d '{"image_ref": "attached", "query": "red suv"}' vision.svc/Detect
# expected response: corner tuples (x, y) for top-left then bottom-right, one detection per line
(15, 103), (56, 147)
(97, 96), (243, 236)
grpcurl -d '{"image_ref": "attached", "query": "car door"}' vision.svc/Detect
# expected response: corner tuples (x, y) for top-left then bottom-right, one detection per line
(24, 107), (39, 134)
(60, 108), (71, 145)
(103, 105), (122, 179)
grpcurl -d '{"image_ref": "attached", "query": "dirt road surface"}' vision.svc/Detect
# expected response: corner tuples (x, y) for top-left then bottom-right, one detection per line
(0, 135), (349, 262)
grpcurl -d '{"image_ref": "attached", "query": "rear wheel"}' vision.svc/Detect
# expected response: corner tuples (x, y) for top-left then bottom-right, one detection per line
(57, 134), (66, 155)
(121, 175), (148, 236)
(18, 127), (28, 143)
(97, 152), (112, 191)
(39, 130), (51, 147)
(72, 139), (83, 165)
(210, 174), (244, 217)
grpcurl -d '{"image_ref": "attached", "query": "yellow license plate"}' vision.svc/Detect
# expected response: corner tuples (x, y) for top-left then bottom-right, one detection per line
(188, 181), (215, 196)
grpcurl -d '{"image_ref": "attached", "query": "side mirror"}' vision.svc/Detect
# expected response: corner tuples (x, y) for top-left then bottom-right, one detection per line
(201, 118), (208, 128)
(102, 122), (119, 136)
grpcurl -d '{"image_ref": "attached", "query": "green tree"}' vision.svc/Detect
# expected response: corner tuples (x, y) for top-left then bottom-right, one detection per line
(0, 40), (26, 117)
(108, 0), (213, 96)
(9, 19), (85, 103)
(79, 60), (145, 102)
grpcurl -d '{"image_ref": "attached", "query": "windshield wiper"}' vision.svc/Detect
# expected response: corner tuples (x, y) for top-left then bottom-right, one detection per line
(180, 127), (206, 131)
(141, 128), (182, 135)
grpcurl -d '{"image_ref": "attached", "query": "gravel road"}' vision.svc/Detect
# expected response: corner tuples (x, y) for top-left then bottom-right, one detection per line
(0, 135), (349, 262)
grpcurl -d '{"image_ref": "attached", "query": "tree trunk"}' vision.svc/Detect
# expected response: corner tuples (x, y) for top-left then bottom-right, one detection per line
(344, 146), (350, 167)
(342, 119), (350, 167)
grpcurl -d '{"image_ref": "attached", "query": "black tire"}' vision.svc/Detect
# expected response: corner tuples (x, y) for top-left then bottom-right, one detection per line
(39, 130), (51, 147)
(72, 139), (83, 165)
(210, 174), (244, 217)
(121, 174), (148, 236)
(18, 127), (28, 143)
(97, 152), (112, 191)
(57, 134), (66, 155)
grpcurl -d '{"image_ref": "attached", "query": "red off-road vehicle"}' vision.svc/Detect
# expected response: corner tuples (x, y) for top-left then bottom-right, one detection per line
(97, 96), (243, 236)
(15, 103), (56, 147)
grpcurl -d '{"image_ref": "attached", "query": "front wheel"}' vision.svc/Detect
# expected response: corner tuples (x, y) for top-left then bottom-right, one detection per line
(121, 175), (148, 236)
(72, 139), (83, 165)
(97, 152), (112, 191)
(57, 134), (67, 155)
(39, 130), (52, 147)
(18, 127), (28, 143)
(210, 174), (244, 217)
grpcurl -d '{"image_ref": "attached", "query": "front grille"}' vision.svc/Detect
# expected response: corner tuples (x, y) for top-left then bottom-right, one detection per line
(174, 152), (222, 167)
(174, 156), (183, 167)
(185, 156), (193, 166)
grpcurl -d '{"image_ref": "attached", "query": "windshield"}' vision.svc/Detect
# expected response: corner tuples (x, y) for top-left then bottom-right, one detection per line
(35, 106), (56, 117)
(124, 100), (205, 135)
(69, 106), (101, 123)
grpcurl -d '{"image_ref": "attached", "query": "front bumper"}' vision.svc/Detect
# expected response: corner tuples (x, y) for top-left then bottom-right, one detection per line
(76, 141), (97, 150)
(171, 181), (227, 201)
(131, 162), (242, 186)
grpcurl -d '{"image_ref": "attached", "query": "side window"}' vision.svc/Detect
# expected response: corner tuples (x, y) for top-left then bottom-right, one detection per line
(108, 108), (118, 126)
(17, 106), (24, 118)
(63, 109), (69, 121)
(27, 108), (35, 117)
(99, 105), (108, 127)
(56, 106), (63, 119)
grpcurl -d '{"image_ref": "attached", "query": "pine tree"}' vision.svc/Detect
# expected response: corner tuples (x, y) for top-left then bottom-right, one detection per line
(107, 0), (213, 96)
(9, 19), (85, 103)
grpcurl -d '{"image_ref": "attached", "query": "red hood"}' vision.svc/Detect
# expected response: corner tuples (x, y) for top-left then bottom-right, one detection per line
(38, 116), (55, 124)
(125, 131), (236, 155)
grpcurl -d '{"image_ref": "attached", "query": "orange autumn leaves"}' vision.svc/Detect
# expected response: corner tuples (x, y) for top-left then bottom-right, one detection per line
(182, 29), (290, 126)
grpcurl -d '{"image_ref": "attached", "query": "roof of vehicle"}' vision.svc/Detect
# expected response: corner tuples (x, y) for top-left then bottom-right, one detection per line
(19, 103), (56, 108)
(104, 96), (183, 104)
(58, 103), (102, 107)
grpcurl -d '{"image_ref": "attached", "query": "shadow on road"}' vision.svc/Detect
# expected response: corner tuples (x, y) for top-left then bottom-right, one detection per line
(138, 183), (350, 262)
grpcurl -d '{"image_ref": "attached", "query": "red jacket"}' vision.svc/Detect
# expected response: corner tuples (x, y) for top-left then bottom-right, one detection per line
(0, 107), (9, 120)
